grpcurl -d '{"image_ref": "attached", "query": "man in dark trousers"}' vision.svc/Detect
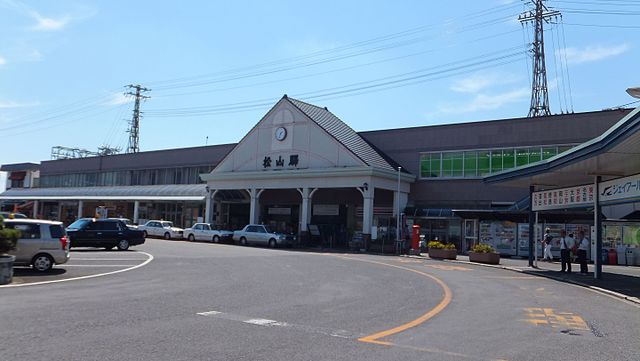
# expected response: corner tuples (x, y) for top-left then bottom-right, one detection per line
(577, 230), (590, 275)
(559, 230), (575, 273)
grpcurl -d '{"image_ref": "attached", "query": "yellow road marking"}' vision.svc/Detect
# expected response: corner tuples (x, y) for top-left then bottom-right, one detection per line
(333, 255), (453, 345)
(522, 308), (589, 330)
(427, 264), (472, 271)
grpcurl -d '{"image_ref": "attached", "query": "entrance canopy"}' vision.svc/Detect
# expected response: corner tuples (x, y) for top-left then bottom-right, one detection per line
(0, 184), (208, 201)
(484, 107), (640, 188)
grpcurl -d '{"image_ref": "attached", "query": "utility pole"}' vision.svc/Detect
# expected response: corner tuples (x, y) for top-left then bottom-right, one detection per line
(125, 84), (151, 153)
(519, 0), (560, 117)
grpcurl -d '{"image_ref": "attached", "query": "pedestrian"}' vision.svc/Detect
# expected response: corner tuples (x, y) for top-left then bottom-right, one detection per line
(542, 228), (553, 262)
(577, 231), (589, 275)
(559, 230), (574, 273)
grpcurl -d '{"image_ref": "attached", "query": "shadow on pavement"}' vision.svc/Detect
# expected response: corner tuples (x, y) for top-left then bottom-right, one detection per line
(525, 269), (640, 298)
(13, 267), (67, 277)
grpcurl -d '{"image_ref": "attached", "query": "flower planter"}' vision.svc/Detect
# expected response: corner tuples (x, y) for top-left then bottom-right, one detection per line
(429, 248), (457, 260)
(468, 251), (500, 265)
(0, 255), (15, 285)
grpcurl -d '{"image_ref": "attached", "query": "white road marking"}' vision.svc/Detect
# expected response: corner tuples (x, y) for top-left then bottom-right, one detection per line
(0, 251), (154, 288)
(197, 310), (356, 339)
(62, 264), (140, 267)
(70, 258), (149, 261)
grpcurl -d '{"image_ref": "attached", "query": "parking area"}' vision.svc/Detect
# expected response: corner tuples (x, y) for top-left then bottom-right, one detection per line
(7, 248), (152, 287)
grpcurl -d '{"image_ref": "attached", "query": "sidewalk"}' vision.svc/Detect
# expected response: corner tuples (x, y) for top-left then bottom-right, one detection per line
(420, 254), (640, 304)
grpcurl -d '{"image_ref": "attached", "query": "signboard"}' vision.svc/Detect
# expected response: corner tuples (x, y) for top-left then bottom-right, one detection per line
(600, 173), (640, 204)
(532, 173), (640, 211)
(308, 224), (320, 236)
(532, 185), (594, 211)
(313, 204), (339, 216)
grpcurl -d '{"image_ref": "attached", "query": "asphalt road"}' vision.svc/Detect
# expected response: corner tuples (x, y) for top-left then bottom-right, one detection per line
(1, 239), (639, 361)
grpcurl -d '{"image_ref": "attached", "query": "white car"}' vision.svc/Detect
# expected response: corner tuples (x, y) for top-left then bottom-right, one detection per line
(232, 224), (295, 248)
(183, 223), (233, 243)
(138, 220), (184, 240)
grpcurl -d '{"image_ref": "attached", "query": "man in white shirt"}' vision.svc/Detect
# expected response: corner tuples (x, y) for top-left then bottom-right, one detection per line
(559, 230), (575, 273)
(577, 230), (590, 275)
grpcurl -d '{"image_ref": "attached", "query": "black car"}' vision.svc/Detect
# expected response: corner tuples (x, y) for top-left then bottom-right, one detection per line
(66, 218), (145, 251)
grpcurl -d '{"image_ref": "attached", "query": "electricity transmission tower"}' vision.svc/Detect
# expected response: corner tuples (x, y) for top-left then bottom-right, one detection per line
(125, 84), (151, 153)
(519, 0), (560, 117)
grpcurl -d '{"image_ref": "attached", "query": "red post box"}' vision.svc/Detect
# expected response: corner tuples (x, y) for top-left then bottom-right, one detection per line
(412, 225), (421, 250)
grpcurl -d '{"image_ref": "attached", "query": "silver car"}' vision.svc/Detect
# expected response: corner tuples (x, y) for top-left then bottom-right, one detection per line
(4, 219), (70, 272)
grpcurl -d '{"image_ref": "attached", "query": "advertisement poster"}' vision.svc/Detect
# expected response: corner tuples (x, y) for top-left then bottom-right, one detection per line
(623, 225), (640, 246)
(479, 221), (517, 255)
(517, 223), (543, 258)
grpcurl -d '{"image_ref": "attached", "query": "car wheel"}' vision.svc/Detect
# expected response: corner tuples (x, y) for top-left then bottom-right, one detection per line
(240, 237), (247, 246)
(143, 231), (148, 238)
(269, 239), (277, 248)
(117, 239), (130, 251)
(164, 232), (171, 240)
(32, 254), (53, 272)
(213, 235), (220, 243)
(188, 234), (195, 242)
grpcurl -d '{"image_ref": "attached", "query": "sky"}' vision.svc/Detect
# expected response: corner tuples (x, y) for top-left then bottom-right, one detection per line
(1, 0), (639, 173)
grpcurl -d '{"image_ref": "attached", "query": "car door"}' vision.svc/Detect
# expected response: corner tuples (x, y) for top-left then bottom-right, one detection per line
(149, 222), (161, 237)
(191, 224), (201, 240)
(200, 224), (211, 241)
(99, 221), (122, 247)
(256, 225), (269, 245)
(7, 222), (43, 263)
(74, 221), (98, 247)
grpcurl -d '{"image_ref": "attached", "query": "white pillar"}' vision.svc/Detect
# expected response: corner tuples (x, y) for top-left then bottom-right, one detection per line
(205, 193), (212, 224)
(362, 189), (374, 235)
(33, 200), (39, 219)
(298, 188), (317, 233)
(249, 188), (258, 224)
(77, 200), (84, 219)
(133, 201), (140, 224)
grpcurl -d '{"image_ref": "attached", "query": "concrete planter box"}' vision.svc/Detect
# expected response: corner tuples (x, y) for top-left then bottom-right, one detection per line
(469, 252), (500, 265)
(0, 255), (15, 285)
(429, 248), (457, 260)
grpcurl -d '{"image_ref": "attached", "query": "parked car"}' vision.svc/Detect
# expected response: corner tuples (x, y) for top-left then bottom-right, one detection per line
(109, 218), (138, 229)
(0, 211), (28, 219)
(138, 220), (184, 239)
(183, 223), (233, 243)
(4, 219), (70, 272)
(232, 224), (295, 248)
(66, 218), (145, 251)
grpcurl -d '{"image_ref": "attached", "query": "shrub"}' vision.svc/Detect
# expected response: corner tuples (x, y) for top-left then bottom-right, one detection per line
(471, 243), (495, 254)
(0, 216), (21, 254)
(444, 243), (456, 250)
(427, 241), (445, 249)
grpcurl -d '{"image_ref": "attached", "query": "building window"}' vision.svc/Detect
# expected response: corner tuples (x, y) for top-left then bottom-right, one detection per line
(463, 151), (477, 177)
(478, 151), (491, 176)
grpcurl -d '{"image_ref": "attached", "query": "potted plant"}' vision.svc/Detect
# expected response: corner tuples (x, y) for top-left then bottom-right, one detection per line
(428, 241), (457, 260)
(0, 216), (20, 284)
(469, 243), (500, 265)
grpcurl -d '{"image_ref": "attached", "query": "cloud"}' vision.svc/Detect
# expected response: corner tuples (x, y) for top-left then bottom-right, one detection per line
(30, 12), (70, 31)
(450, 72), (520, 93)
(559, 44), (630, 65)
(104, 93), (133, 106)
(0, 100), (39, 108)
(1, 0), (95, 32)
(437, 87), (530, 115)
(0, 56), (6, 66)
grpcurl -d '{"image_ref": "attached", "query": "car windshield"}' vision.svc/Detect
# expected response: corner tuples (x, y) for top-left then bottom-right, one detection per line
(67, 219), (92, 230)
(161, 222), (173, 228)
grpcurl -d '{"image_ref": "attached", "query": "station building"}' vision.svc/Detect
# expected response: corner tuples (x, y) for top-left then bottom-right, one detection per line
(1, 96), (635, 252)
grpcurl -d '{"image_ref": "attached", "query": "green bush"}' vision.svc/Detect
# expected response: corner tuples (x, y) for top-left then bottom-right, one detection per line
(444, 243), (456, 250)
(471, 243), (495, 254)
(0, 216), (21, 254)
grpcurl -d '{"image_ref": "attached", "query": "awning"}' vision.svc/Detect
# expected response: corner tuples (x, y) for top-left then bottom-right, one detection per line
(452, 209), (596, 223)
(484, 106), (640, 188)
(0, 184), (208, 201)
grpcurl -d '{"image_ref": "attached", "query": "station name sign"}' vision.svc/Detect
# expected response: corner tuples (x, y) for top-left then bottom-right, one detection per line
(532, 173), (640, 211)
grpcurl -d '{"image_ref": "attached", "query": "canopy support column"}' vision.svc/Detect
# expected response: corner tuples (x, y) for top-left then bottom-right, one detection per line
(133, 201), (140, 224)
(594, 176), (603, 280)
(528, 185), (535, 267)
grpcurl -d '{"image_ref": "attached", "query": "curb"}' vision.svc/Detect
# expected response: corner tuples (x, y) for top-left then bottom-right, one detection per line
(402, 254), (640, 306)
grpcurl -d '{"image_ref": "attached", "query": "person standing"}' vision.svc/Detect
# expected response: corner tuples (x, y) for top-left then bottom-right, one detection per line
(577, 231), (589, 275)
(542, 228), (553, 262)
(559, 230), (575, 273)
